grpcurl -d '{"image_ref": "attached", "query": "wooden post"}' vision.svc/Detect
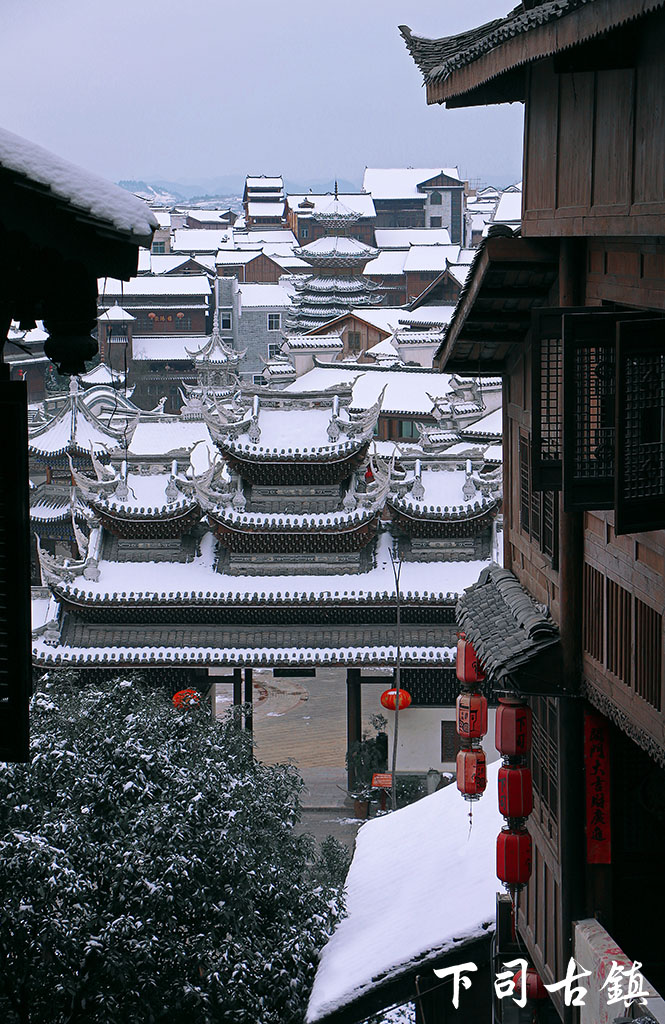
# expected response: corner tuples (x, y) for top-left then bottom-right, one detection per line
(347, 668), (361, 791)
(557, 237), (587, 978)
(244, 668), (253, 737)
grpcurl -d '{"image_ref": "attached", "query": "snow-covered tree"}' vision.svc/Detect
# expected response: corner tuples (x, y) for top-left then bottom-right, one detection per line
(0, 674), (342, 1023)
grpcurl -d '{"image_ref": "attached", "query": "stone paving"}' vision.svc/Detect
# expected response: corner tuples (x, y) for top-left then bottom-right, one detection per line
(213, 667), (374, 849)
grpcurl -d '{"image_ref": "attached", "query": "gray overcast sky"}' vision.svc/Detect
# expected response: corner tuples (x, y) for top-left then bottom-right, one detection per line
(0, 1), (523, 190)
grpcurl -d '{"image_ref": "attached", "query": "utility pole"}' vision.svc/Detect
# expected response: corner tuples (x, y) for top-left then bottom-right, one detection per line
(389, 547), (402, 813)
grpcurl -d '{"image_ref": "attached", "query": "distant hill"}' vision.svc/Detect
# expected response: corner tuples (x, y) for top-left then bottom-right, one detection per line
(117, 174), (363, 206)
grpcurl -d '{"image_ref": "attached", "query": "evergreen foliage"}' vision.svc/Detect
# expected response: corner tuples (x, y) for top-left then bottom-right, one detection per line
(0, 673), (343, 1023)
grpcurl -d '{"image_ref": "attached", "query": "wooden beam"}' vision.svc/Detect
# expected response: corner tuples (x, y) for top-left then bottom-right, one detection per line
(347, 668), (361, 791)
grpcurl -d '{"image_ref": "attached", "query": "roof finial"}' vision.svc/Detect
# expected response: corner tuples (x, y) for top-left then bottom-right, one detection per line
(334, 179), (339, 200)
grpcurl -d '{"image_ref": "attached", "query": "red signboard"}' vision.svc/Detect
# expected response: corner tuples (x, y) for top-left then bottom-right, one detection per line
(584, 712), (611, 864)
(371, 773), (393, 789)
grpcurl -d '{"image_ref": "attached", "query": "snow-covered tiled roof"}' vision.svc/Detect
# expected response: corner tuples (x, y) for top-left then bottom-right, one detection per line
(28, 378), (130, 458)
(363, 250), (408, 276)
(247, 202), (285, 217)
(399, 305), (456, 327)
(363, 167), (462, 199)
(403, 244), (461, 272)
(171, 229), (231, 252)
(461, 406), (502, 436)
(306, 760), (501, 1022)
(215, 249), (261, 265)
(128, 419), (213, 457)
(374, 228), (453, 248)
(287, 364), (453, 416)
(98, 275), (212, 297)
(97, 303), (135, 322)
(283, 333), (343, 351)
(287, 193), (376, 218)
(238, 284), (292, 308)
(490, 187), (522, 228)
(131, 336), (207, 361)
(246, 176), (283, 190)
(0, 126), (157, 245)
(79, 363), (125, 386)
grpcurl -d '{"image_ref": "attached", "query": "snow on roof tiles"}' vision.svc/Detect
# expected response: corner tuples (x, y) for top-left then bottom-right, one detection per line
(287, 193), (376, 218)
(247, 202), (285, 217)
(287, 364), (453, 416)
(306, 760), (501, 1022)
(98, 275), (212, 297)
(171, 229), (231, 252)
(0, 126), (157, 244)
(128, 419), (213, 457)
(374, 228), (453, 248)
(363, 167), (462, 199)
(403, 244), (460, 272)
(131, 335), (208, 361)
(363, 250), (408, 276)
(238, 284), (292, 308)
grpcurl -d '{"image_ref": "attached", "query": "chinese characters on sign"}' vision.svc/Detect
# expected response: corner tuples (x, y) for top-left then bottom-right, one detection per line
(584, 711), (611, 864)
(432, 958), (649, 1010)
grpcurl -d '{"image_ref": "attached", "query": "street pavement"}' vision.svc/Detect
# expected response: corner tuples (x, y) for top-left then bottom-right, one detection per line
(213, 667), (373, 849)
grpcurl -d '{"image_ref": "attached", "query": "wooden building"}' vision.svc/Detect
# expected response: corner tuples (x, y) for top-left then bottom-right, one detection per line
(0, 125), (154, 762)
(402, 1), (665, 1021)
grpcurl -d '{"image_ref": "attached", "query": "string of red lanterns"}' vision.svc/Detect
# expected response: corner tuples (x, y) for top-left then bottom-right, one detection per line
(495, 696), (533, 897)
(455, 633), (488, 801)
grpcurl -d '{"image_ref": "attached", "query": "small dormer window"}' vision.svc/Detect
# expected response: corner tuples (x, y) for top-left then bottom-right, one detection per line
(430, 191), (442, 205)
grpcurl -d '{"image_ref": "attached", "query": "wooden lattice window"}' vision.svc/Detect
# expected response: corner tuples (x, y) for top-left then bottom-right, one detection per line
(583, 562), (605, 663)
(520, 433), (531, 534)
(520, 432), (559, 565)
(531, 307), (579, 491)
(634, 599), (663, 711)
(531, 697), (559, 846)
(562, 310), (660, 512)
(606, 579), (632, 684)
(615, 319), (665, 535)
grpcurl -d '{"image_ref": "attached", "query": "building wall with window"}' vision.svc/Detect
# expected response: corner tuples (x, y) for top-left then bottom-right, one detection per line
(235, 289), (291, 379)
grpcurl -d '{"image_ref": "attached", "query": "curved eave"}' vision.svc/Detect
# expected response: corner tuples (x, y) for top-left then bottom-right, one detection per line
(91, 500), (200, 524)
(388, 498), (500, 524)
(33, 642), (456, 670)
(401, 1), (665, 107)
(207, 508), (378, 535)
(217, 438), (368, 465)
(28, 443), (110, 462)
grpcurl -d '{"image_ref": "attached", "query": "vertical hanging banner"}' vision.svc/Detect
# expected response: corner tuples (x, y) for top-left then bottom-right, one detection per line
(584, 711), (611, 864)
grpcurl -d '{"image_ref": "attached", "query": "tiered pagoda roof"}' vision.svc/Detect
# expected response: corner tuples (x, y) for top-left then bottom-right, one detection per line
(72, 463), (201, 539)
(389, 461), (501, 539)
(287, 196), (384, 331)
(203, 387), (384, 484)
(28, 377), (134, 465)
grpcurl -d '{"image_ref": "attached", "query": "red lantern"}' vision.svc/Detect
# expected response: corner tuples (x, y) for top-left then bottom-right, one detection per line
(496, 699), (532, 758)
(456, 691), (488, 741)
(176, 311), (184, 319)
(456, 747), (487, 801)
(498, 765), (533, 819)
(512, 966), (547, 1001)
(497, 827), (532, 887)
(172, 688), (201, 709)
(365, 466), (374, 483)
(456, 634), (485, 684)
(380, 688), (412, 711)
(148, 312), (156, 319)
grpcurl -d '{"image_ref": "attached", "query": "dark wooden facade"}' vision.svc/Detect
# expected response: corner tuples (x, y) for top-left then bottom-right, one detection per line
(403, 3), (665, 1020)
